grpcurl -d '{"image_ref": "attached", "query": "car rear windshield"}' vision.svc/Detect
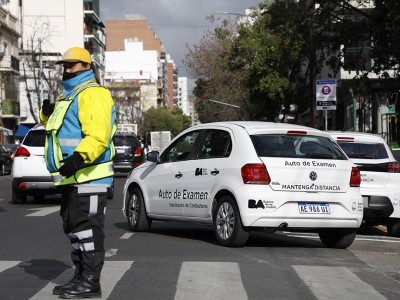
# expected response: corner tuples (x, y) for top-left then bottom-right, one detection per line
(23, 130), (46, 147)
(113, 135), (140, 147)
(251, 134), (347, 160)
(337, 142), (388, 159)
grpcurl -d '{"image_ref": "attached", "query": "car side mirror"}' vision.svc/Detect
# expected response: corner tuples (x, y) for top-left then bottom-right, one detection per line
(147, 151), (160, 163)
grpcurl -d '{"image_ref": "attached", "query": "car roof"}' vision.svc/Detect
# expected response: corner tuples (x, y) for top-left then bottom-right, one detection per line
(190, 121), (329, 137)
(327, 131), (386, 143)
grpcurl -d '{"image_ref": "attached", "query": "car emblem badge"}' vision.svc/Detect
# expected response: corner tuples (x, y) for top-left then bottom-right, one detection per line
(309, 171), (317, 181)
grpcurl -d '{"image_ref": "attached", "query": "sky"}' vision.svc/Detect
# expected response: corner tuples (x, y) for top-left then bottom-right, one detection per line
(99, 0), (263, 79)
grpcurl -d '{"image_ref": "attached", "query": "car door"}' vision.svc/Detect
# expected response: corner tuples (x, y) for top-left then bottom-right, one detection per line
(182, 129), (233, 218)
(145, 130), (201, 217)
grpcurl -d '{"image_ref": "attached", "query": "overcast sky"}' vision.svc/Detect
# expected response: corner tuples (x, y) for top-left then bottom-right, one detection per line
(99, 0), (262, 78)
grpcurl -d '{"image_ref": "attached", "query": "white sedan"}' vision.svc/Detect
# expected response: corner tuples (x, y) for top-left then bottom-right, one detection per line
(329, 131), (400, 237)
(122, 122), (363, 248)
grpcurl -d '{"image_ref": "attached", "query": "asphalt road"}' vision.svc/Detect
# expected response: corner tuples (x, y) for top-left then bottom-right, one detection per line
(0, 174), (399, 300)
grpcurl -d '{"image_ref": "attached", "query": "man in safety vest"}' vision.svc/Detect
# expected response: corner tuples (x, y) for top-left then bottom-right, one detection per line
(40, 47), (116, 299)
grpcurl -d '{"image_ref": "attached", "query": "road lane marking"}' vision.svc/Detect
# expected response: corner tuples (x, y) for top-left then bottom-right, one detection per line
(174, 262), (248, 300)
(105, 248), (118, 257)
(0, 261), (21, 272)
(293, 265), (386, 300)
(30, 261), (133, 300)
(120, 233), (134, 239)
(25, 207), (60, 217)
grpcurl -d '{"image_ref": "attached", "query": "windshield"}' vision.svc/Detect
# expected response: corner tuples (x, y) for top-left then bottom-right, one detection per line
(113, 135), (140, 147)
(337, 142), (388, 159)
(251, 134), (347, 160)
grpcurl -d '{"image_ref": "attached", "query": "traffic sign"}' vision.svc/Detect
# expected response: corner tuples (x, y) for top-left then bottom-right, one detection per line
(316, 80), (336, 110)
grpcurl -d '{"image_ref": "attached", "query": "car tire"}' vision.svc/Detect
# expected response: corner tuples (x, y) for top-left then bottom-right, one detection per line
(213, 195), (249, 247)
(318, 228), (357, 249)
(387, 218), (400, 237)
(12, 187), (27, 204)
(127, 187), (152, 231)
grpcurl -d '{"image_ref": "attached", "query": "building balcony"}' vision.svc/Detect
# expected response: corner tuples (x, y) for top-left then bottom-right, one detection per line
(0, 55), (20, 73)
(1, 99), (20, 118)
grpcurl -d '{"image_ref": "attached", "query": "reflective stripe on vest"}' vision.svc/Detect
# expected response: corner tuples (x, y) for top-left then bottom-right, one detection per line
(45, 80), (115, 186)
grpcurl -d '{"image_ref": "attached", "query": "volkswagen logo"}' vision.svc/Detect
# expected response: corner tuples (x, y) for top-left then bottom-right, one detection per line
(309, 171), (318, 181)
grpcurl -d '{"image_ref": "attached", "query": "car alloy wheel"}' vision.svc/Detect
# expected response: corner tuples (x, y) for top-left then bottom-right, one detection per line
(127, 187), (151, 231)
(213, 195), (249, 247)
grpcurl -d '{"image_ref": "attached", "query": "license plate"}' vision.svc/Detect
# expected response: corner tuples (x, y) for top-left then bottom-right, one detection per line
(298, 202), (330, 214)
(116, 149), (125, 154)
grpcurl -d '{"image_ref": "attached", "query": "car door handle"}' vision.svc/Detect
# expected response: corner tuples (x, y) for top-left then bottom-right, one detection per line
(175, 172), (183, 179)
(211, 170), (220, 175)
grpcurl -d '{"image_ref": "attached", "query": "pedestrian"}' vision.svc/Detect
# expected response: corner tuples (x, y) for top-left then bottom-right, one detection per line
(40, 47), (116, 299)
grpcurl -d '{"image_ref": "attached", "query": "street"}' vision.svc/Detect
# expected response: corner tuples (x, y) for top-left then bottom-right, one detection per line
(0, 174), (399, 300)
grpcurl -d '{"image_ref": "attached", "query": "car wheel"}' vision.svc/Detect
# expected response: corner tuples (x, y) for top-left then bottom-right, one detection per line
(127, 187), (151, 231)
(387, 218), (400, 237)
(12, 187), (27, 204)
(318, 228), (357, 249)
(213, 195), (249, 247)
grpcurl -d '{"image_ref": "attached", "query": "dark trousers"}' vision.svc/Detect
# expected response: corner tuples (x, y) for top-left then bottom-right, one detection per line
(59, 186), (107, 278)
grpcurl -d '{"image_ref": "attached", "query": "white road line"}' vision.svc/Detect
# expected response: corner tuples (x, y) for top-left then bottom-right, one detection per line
(30, 261), (133, 300)
(293, 265), (386, 300)
(0, 261), (21, 272)
(25, 207), (60, 217)
(174, 262), (248, 300)
(120, 233), (134, 239)
(105, 248), (118, 258)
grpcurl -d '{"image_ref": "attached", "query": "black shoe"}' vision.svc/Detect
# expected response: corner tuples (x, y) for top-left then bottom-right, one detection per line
(59, 275), (101, 299)
(53, 274), (82, 295)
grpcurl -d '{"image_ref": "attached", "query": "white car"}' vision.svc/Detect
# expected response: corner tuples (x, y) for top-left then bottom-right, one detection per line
(329, 131), (400, 237)
(122, 121), (363, 248)
(11, 124), (58, 203)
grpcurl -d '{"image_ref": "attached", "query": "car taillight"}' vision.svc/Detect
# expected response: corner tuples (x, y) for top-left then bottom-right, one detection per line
(241, 163), (270, 184)
(14, 147), (30, 157)
(350, 167), (361, 187)
(387, 162), (400, 173)
(133, 147), (143, 167)
(134, 147), (143, 157)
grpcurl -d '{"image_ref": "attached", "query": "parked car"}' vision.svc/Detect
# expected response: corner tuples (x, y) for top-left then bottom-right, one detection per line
(122, 121), (363, 248)
(328, 131), (400, 237)
(0, 145), (13, 175)
(112, 131), (144, 173)
(2, 143), (19, 159)
(11, 124), (114, 203)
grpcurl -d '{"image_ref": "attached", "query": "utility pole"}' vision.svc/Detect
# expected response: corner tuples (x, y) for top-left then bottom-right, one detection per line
(39, 39), (44, 101)
(308, 0), (315, 128)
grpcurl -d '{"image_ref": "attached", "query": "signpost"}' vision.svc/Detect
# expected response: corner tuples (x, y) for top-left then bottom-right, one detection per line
(316, 79), (337, 130)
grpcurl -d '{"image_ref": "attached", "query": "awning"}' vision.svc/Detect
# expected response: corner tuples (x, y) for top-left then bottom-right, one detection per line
(0, 126), (13, 136)
(15, 124), (34, 138)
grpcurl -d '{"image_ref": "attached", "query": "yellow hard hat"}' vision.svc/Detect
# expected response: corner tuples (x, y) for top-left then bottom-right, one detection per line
(56, 47), (92, 64)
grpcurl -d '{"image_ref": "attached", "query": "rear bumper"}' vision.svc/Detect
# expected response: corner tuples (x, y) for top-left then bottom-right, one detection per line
(12, 177), (58, 192)
(363, 195), (394, 218)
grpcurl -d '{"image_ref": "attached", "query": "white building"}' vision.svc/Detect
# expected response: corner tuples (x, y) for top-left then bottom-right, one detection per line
(17, 0), (105, 135)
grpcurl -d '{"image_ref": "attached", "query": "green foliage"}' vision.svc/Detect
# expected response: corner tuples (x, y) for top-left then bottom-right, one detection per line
(140, 107), (191, 137)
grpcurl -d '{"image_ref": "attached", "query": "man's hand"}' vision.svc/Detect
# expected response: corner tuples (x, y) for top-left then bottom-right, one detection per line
(59, 152), (84, 178)
(42, 99), (55, 117)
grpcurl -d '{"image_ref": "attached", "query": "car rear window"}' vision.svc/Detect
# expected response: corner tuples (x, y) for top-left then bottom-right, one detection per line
(251, 134), (347, 160)
(113, 135), (140, 147)
(23, 130), (46, 147)
(337, 142), (388, 159)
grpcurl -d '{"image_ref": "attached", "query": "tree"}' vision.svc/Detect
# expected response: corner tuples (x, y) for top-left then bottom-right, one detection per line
(184, 16), (249, 122)
(139, 107), (191, 137)
(20, 17), (62, 123)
